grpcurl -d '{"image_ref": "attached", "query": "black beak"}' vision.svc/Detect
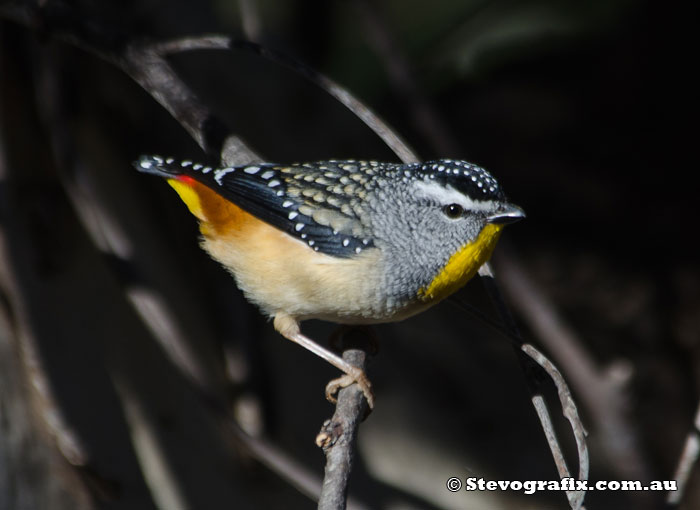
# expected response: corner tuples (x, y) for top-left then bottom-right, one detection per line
(487, 204), (526, 225)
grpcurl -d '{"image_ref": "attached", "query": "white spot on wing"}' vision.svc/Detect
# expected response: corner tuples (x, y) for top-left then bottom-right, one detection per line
(244, 166), (260, 174)
(214, 167), (235, 185)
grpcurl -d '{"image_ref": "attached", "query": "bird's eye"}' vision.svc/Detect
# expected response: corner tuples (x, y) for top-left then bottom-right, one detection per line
(442, 203), (464, 219)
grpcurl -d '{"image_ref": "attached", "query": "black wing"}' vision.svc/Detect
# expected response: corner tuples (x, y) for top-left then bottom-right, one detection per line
(135, 155), (377, 258)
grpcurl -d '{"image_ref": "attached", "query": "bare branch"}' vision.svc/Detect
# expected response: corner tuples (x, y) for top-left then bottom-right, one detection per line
(524, 347), (588, 510)
(478, 263), (588, 510)
(667, 402), (700, 506)
(496, 253), (651, 482)
(315, 331), (372, 510)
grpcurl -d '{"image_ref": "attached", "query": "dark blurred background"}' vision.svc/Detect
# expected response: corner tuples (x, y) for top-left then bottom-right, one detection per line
(1, 1), (697, 509)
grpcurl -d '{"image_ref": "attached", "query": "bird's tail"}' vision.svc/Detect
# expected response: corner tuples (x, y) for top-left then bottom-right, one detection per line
(134, 155), (217, 222)
(133, 155), (197, 179)
(134, 155), (249, 229)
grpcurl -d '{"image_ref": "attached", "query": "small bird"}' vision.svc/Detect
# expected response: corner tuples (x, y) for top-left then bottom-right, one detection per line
(135, 155), (524, 407)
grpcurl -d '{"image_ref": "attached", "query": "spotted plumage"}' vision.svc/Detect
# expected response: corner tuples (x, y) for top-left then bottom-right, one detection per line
(135, 155), (505, 258)
(135, 153), (523, 409)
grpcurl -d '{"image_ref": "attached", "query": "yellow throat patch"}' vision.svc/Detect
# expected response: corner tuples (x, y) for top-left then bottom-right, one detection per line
(419, 223), (503, 302)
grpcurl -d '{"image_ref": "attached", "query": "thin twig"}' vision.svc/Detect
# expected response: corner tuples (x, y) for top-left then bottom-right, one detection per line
(524, 347), (588, 508)
(667, 401), (700, 506)
(478, 263), (588, 510)
(496, 252), (650, 482)
(451, 285), (591, 507)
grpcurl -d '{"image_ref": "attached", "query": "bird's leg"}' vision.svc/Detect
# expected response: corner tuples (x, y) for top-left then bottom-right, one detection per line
(273, 314), (375, 408)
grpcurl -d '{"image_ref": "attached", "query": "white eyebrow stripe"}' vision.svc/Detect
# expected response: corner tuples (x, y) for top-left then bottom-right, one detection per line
(414, 180), (497, 212)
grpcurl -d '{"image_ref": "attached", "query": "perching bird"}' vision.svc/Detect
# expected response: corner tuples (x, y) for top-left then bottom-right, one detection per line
(135, 155), (524, 407)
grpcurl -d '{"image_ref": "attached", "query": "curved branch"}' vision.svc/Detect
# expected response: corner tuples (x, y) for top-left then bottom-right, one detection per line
(476, 263), (589, 510)
(151, 35), (420, 165)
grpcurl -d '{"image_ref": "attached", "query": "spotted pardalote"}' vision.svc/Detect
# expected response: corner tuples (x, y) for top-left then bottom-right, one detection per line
(135, 155), (524, 407)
